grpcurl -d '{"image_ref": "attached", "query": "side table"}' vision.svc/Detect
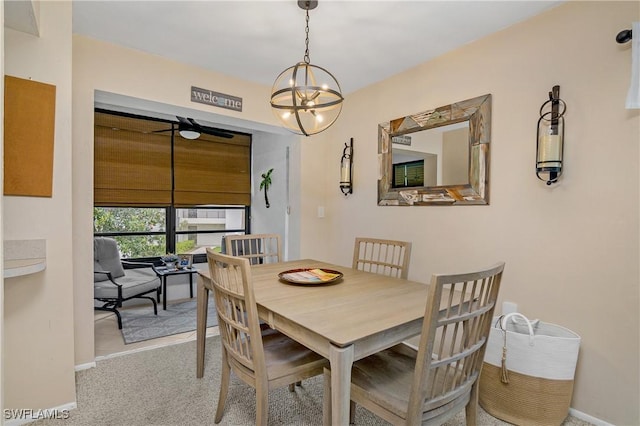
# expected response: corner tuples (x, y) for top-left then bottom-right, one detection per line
(155, 266), (198, 310)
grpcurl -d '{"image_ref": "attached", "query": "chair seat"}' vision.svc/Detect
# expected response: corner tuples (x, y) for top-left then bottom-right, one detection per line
(351, 344), (472, 423)
(94, 268), (160, 300)
(262, 331), (327, 383)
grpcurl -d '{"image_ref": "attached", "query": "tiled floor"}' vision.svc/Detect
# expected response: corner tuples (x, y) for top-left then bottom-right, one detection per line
(94, 298), (219, 359)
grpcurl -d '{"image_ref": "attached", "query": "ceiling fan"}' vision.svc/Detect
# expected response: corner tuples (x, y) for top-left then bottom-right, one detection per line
(155, 116), (234, 139)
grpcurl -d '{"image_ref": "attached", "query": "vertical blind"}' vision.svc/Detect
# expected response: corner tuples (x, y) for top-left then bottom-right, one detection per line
(94, 111), (251, 207)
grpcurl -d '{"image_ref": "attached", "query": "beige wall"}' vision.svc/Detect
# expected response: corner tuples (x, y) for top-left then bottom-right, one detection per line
(3, 1), (76, 410)
(300, 2), (639, 425)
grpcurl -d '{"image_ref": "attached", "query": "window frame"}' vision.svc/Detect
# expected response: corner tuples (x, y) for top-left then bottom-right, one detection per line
(94, 205), (251, 264)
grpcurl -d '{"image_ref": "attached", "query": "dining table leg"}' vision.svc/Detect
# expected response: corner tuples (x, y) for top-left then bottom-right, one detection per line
(196, 275), (209, 379)
(329, 344), (355, 426)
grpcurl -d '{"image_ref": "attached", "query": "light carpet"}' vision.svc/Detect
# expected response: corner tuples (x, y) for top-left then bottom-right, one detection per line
(120, 299), (217, 344)
(31, 337), (594, 426)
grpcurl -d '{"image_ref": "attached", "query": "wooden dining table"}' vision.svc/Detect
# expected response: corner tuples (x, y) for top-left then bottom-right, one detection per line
(196, 258), (430, 426)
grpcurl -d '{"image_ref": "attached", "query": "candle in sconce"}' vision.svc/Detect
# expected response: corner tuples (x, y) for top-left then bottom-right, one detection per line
(341, 160), (351, 182)
(538, 134), (562, 168)
(339, 138), (354, 195)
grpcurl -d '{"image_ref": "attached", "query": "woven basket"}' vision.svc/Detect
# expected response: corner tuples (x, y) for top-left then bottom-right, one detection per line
(479, 314), (580, 426)
(479, 363), (575, 426)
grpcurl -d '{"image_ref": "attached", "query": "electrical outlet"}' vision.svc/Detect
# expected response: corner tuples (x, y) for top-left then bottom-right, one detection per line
(317, 206), (325, 218)
(502, 301), (518, 315)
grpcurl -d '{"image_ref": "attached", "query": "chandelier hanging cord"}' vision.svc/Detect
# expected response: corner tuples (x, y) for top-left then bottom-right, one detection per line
(304, 8), (311, 64)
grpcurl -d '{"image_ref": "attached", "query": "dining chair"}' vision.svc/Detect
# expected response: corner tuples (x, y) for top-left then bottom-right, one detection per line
(352, 237), (412, 279)
(323, 261), (505, 426)
(225, 233), (282, 265)
(206, 249), (328, 425)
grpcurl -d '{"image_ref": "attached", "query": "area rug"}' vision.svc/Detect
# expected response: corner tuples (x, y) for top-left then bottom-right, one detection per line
(119, 299), (217, 344)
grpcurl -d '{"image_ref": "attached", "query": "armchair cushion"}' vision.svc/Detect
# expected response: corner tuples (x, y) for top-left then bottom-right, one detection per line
(94, 267), (160, 300)
(94, 237), (126, 282)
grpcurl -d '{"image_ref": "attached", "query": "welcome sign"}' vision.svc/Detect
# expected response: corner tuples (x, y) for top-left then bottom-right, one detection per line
(191, 86), (242, 112)
(392, 135), (412, 146)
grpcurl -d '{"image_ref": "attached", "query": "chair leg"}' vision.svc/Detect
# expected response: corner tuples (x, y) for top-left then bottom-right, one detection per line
(196, 282), (209, 378)
(137, 296), (158, 315)
(214, 351), (231, 424)
(256, 381), (269, 426)
(465, 382), (479, 426)
(287, 380), (302, 391)
(95, 305), (122, 329)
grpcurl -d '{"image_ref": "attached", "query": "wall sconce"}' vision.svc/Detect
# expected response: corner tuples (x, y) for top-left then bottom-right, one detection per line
(340, 138), (353, 196)
(536, 85), (566, 185)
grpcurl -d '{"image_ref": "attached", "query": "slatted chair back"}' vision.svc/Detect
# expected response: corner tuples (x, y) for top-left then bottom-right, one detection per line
(408, 262), (505, 424)
(225, 233), (282, 265)
(207, 250), (266, 380)
(352, 237), (412, 279)
(206, 248), (328, 425)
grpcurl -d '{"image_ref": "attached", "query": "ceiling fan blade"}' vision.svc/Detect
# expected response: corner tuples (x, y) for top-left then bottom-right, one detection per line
(196, 125), (234, 139)
(187, 118), (234, 139)
(177, 116), (192, 126)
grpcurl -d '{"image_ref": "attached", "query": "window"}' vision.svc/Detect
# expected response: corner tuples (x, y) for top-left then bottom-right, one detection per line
(93, 207), (166, 258)
(392, 160), (425, 188)
(94, 205), (248, 261)
(93, 110), (252, 261)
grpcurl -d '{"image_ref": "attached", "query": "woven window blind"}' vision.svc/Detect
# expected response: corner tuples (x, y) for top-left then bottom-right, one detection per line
(174, 134), (251, 206)
(94, 112), (251, 207)
(94, 115), (172, 206)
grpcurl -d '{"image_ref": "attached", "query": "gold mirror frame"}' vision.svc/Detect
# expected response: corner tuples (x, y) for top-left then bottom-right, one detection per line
(378, 94), (492, 206)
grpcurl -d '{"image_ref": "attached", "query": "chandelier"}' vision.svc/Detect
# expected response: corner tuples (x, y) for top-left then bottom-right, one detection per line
(270, 0), (343, 136)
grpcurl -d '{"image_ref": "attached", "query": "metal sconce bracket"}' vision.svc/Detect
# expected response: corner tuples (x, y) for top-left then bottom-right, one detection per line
(340, 138), (353, 195)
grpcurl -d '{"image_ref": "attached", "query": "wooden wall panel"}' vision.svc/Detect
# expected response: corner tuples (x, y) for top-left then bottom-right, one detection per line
(4, 75), (56, 197)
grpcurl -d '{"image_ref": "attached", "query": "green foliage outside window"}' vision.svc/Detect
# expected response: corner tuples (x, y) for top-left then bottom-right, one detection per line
(93, 207), (165, 258)
(176, 239), (196, 253)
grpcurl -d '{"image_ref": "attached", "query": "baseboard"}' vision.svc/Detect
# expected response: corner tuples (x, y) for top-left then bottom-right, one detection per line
(74, 361), (96, 372)
(4, 402), (77, 426)
(568, 408), (613, 426)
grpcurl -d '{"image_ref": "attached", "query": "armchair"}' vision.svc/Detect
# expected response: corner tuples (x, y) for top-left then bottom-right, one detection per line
(93, 237), (161, 329)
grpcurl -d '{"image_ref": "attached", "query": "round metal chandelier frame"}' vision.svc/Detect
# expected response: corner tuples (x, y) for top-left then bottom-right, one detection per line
(270, 0), (343, 136)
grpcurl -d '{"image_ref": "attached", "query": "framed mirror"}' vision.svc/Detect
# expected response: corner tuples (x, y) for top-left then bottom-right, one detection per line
(378, 94), (491, 206)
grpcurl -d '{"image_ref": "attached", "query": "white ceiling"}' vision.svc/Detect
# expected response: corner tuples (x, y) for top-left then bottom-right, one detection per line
(71, 0), (563, 95)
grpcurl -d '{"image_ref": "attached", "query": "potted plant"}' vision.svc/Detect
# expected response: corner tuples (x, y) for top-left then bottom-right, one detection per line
(161, 253), (180, 269)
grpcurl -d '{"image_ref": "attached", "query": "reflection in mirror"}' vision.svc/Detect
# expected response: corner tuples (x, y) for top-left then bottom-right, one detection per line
(392, 122), (469, 188)
(378, 94), (491, 206)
